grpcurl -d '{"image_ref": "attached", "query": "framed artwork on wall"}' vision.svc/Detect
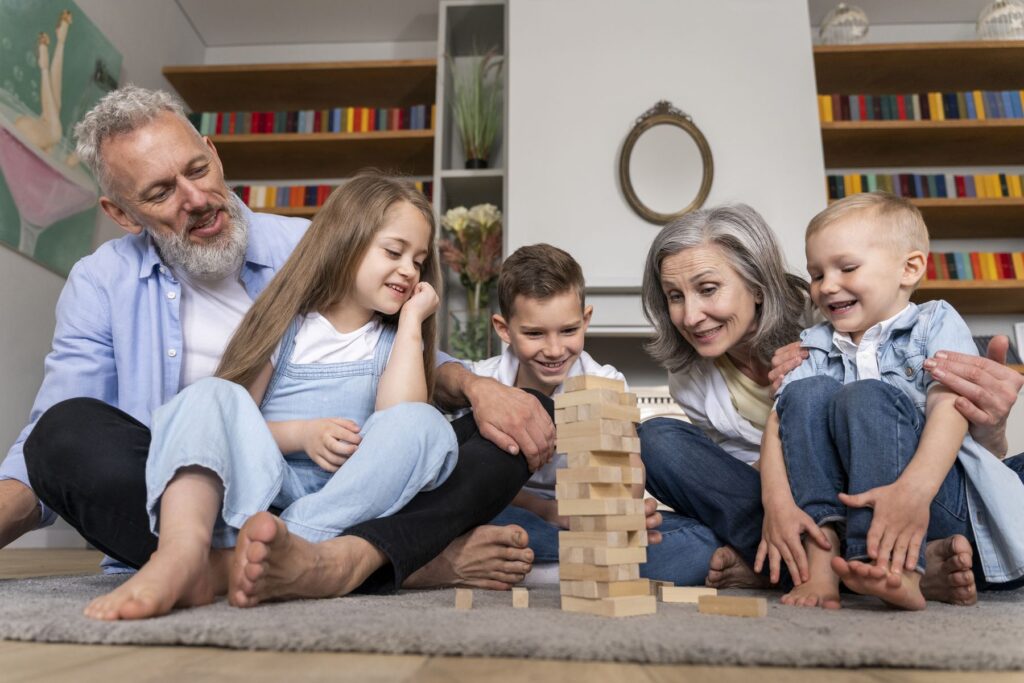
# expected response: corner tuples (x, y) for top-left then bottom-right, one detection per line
(0, 0), (121, 276)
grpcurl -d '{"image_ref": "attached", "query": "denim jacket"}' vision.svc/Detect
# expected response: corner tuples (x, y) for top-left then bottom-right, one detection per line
(780, 300), (1024, 582)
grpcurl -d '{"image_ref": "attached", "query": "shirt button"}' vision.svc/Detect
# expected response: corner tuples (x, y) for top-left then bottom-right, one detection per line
(167, 291), (177, 300)
(168, 349), (177, 357)
(905, 367), (913, 377)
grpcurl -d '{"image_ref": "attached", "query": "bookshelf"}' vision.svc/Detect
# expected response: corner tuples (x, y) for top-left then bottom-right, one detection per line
(813, 41), (1024, 316)
(162, 60), (436, 182)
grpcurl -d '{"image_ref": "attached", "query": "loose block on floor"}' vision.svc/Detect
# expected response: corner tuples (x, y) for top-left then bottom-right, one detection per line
(560, 579), (652, 599)
(559, 545), (647, 566)
(556, 433), (640, 454)
(558, 530), (647, 548)
(559, 562), (641, 582)
(555, 482), (634, 500)
(556, 465), (644, 485)
(554, 388), (623, 409)
(697, 594), (766, 618)
(563, 375), (627, 393)
(650, 580), (674, 595)
(561, 594), (657, 618)
(557, 497), (644, 517)
(661, 586), (717, 603)
(512, 587), (529, 609)
(455, 588), (473, 610)
(569, 514), (647, 532)
(557, 418), (637, 439)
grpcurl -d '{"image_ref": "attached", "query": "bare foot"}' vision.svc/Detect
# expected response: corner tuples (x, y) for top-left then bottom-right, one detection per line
(229, 512), (385, 608)
(832, 557), (926, 611)
(403, 525), (534, 591)
(921, 535), (977, 606)
(706, 546), (769, 589)
(84, 545), (215, 620)
(780, 527), (841, 609)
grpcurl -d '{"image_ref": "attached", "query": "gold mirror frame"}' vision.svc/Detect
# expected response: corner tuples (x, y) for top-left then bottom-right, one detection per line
(618, 101), (714, 225)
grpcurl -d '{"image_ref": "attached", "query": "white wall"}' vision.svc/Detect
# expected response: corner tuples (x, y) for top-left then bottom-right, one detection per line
(1, 0), (204, 548)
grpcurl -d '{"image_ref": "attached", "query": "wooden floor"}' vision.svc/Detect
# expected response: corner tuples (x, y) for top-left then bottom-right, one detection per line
(1, 549), (1021, 683)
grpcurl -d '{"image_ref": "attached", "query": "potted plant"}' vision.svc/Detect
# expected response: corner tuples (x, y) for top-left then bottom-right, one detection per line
(448, 49), (504, 169)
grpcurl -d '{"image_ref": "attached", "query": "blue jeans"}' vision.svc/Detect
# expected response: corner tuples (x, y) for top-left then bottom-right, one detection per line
(776, 376), (971, 571)
(639, 418), (764, 579)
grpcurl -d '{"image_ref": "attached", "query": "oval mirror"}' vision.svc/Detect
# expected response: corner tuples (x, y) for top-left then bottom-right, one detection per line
(618, 101), (713, 224)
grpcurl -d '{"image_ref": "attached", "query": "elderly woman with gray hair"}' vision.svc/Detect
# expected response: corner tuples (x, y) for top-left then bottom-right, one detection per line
(638, 203), (1023, 604)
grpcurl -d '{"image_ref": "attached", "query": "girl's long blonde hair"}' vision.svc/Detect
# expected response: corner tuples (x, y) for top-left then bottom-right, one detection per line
(217, 171), (441, 398)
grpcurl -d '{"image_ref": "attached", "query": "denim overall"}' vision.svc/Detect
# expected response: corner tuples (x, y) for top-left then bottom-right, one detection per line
(146, 317), (458, 547)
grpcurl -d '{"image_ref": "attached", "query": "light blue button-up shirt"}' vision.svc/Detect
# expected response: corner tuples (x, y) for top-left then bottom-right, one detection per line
(780, 300), (1024, 582)
(1, 206), (310, 526)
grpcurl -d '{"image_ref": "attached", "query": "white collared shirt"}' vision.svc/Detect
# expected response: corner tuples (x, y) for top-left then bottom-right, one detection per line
(831, 304), (915, 381)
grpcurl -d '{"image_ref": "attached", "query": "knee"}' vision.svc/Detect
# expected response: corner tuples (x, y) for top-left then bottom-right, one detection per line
(779, 376), (842, 411)
(831, 379), (892, 412)
(519, 388), (554, 418)
(638, 418), (706, 469)
(374, 402), (455, 443)
(187, 376), (249, 402)
(25, 398), (108, 472)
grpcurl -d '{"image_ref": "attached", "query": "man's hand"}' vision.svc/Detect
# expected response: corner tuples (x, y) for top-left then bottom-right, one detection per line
(464, 375), (555, 471)
(768, 341), (808, 395)
(0, 479), (41, 548)
(923, 336), (1023, 457)
(839, 479), (931, 575)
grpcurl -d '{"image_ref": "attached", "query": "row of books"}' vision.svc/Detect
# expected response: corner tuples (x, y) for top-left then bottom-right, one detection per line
(817, 90), (1024, 122)
(926, 252), (1024, 281)
(187, 105), (435, 136)
(233, 181), (433, 209)
(828, 173), (1024, 200)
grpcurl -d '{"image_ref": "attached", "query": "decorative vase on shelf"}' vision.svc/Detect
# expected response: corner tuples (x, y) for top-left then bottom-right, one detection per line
(449, 48), (503, 173)
(818, 3), (869, 45)
(977, 0), (1024, 40)
(464, 158), (488, 170)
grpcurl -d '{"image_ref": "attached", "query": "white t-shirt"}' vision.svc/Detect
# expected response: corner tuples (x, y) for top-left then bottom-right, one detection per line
(176, 270), (251, 388)
(271, 313), (383, 367)
(462, 347), (626, 499)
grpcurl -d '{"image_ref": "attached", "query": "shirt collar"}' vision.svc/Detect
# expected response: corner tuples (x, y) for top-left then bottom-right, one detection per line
(831, 303), (916, 356)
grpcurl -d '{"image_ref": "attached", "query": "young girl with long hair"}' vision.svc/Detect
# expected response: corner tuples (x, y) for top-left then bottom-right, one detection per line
(85, 172), (458, 620)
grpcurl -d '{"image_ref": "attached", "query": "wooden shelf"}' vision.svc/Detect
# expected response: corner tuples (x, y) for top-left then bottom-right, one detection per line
(814, 41), (1024, 94)
(912, 280), (1024, 315)
(163, 60), (436, 111)
(821, 120), (1024, 167)
(211, 130), (434, 180)
(827, 198), (1024, 239)
(252, 206), (319, 218)
(1010, 364), (1024, 374)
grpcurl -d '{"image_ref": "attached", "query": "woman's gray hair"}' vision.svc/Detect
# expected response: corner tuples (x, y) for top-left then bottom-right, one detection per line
(74, 86), (193, 197)
(641, 203), (808, 374)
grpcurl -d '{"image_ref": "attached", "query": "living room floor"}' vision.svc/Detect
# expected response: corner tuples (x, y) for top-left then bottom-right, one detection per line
(0, 549), (1018, 683)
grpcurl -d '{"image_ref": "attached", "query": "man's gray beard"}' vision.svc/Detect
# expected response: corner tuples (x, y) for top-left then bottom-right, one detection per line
(148, 196), (249, 281)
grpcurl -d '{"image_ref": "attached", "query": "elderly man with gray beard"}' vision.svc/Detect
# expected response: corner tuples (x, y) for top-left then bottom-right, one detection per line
(0, 87), (552, 609)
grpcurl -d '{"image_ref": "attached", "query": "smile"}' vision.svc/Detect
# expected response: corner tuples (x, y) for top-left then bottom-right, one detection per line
(827, 300), (857, 315)
(385, 283), (407, 295)
(691, 325), (723, 341)
(535, 358), (568, 373)
(188, 209), (221, 237)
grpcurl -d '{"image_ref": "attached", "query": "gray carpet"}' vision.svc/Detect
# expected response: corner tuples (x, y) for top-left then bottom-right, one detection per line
(1, 575), (1023, 669)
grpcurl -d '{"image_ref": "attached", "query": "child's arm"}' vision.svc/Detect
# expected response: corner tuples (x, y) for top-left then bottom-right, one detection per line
(839, 386), (966, 574)
(376, 282), (439, 411)
(512, 491), (568, 529)
(755, 410), (832, 585)
(248, 360), (362, 472)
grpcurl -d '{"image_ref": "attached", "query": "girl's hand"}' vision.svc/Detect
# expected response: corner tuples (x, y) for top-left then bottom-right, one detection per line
(400, 282), (439, 324)
(301, 417), (361, 472)
(755, 497), (831, 585)
(839, 480), (931, 574)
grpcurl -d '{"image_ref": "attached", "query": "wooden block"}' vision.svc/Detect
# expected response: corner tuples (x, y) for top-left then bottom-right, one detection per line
(555, 482), (633, 500)
(570, 513), (647, 532)
(558, 529), (647, 548)
(563, 375), (627, 393)
(554, 406), (578, 425)
(558, 562), (640, 582)
(560, 579), (651, 599)
(559, 545), (647, 566)
(556, 465), (644, 485)
(561, 594), (657, 617)
(554, 389), (621, 409)
(512, 587), (529, 609)
(566, 452), (633, 468)
(650, 580), (674, 596)
(557, 418), (637, 439)
(660, 586), (717, 603)
(455, 588), (473, 610)
(697, 594), (767, 618)
(575, 402), (641, 423)
(557, 497), (644, 517)
(556, 433), (640, 454)
(619, 392), (638, 406)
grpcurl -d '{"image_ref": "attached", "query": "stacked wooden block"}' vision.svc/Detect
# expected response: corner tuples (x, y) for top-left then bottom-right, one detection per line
(555, 375), (657, 617)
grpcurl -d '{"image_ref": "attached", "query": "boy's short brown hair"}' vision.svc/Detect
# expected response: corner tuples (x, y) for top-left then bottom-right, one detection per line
(806, 191), (930, 254)
(497, 243), (586, 319)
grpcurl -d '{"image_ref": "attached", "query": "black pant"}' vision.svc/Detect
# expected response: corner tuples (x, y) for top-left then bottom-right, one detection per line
(24, 393), (547, 593)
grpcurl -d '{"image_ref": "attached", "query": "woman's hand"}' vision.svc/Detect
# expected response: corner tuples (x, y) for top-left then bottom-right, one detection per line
(839, 479), (931, 574)
(755, 496), (831, 585)
(300, 417), (362, 472)
(768, 341), (808, 395)
(401, 282), (439, 325)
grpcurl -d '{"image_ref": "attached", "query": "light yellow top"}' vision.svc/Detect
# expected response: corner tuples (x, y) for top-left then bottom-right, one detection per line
(714, 355), (772, 433)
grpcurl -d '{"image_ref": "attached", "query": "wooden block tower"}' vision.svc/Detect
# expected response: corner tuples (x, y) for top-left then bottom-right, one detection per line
(555, 375), (657, 617)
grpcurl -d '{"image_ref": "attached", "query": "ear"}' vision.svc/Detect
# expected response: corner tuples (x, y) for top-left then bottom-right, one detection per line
(902, 250), (927, 287)
(204, 135), (225, 174)
(492, 313), (512, 345)
(99, 196), (144, 235)
(581, 304), (593, 332)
